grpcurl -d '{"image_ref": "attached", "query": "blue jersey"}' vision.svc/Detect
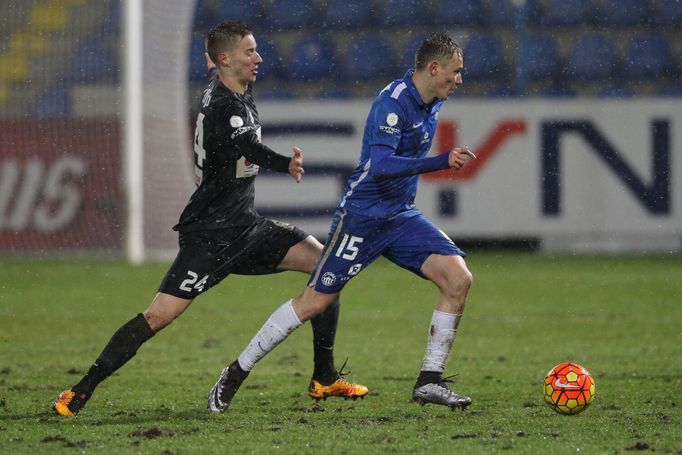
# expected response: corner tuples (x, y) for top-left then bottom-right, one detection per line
(339, 69), (447, 218)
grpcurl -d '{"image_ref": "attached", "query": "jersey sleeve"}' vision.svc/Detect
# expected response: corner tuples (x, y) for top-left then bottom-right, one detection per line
(367, 97), (406, 150)
(234, 134), (290, 173)
(217, 99), (290, 173)
(217, 99), (257, 143)
(369, 144), (450, 180)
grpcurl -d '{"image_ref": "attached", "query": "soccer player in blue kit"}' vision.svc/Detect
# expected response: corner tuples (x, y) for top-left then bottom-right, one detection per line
(208, 33), (477, 411)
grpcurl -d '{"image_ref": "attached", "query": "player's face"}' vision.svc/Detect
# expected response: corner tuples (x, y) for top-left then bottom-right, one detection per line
(433, 53), (463, 100)
(226, 34), (263, 84)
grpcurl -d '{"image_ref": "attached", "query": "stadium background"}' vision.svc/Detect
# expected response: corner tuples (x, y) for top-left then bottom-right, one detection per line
(1, 0), (681, 260)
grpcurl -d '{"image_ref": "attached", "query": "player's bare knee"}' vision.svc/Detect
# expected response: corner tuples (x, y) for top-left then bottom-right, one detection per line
(143, 309), (172, 332)
(144, 294), (193, 332)
(302, 296), (333, 320)
(293, 291), (335, 321)
(458, 267), (474, 291)
(441, 263), (473, 300)
(310, 300), (328, 318)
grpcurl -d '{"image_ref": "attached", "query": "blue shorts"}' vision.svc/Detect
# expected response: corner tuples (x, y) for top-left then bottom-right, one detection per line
(308, 208), (465, 293)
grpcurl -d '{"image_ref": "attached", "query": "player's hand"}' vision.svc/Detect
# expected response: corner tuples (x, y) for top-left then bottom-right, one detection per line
(205, 52), (216, 71)
(289, 147), (304, 183)
(448, 146), (476, 170)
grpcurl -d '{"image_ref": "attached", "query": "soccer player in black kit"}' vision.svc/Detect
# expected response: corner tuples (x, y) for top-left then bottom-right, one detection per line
(53, 21), (367, 416)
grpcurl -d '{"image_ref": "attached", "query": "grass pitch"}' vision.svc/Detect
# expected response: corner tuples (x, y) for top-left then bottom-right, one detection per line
(1, 252), (681, 454)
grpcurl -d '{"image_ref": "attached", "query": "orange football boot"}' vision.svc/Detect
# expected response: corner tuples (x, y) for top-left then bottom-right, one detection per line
(53, 389), (89, 416)
(308, 377), (369, 401)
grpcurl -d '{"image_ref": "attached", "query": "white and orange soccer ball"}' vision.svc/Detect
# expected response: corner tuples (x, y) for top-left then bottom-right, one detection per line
(544, 362), (596, 415)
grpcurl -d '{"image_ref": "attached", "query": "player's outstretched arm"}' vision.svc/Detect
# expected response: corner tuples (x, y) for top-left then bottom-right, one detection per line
(235, 133), (292, 174)
(369, 144), (476, 180)
(288, 147), (304, 183)
(368, 145), (447, 180)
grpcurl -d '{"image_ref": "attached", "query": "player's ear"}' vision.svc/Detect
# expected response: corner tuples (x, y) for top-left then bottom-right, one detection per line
(217, 51), (230, 68)
(428, 60), (440, 77)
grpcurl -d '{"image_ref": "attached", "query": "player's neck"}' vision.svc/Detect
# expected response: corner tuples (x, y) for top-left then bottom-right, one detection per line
(411, 71), (436, 105)
(218, 69), (248, 95)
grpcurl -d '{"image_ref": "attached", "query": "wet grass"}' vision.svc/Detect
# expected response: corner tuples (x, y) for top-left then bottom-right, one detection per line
(1, 252), (681, 454)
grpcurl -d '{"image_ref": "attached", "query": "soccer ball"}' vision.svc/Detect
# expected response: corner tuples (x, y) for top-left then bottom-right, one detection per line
(543, 362), (595, 415)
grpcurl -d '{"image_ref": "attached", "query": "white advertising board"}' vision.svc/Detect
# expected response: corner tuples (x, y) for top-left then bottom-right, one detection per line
(256, 100), (681, 253)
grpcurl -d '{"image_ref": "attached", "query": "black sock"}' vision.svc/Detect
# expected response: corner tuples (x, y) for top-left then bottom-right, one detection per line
(231, 360), (249, 379)
(73, 313), (155, 395)
(310, 297), (340, 385)
(415, 371), (443, 388)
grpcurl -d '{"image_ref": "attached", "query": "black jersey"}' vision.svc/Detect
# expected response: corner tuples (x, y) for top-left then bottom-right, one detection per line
(174, 72), (290, 232)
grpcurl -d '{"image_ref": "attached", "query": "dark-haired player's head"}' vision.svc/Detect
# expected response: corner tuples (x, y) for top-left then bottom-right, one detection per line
(206, 21), (263, 89)
(206, 21), (253, 65)
(414, 33), (464, 101)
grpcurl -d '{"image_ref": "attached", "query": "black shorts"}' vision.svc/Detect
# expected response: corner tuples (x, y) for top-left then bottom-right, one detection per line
(158, 217), (308, 299)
